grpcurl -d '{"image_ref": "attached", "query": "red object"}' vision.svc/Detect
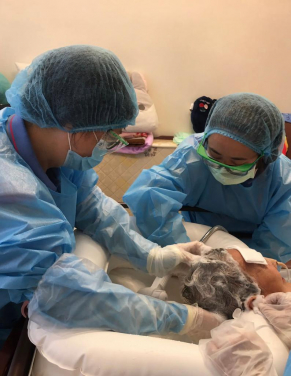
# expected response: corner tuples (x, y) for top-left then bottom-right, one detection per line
(282, 137), (288, 156)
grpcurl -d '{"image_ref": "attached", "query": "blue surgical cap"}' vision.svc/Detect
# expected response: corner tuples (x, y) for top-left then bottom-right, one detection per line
(205, 93), (285, 164)
(6, 45), (138, 132)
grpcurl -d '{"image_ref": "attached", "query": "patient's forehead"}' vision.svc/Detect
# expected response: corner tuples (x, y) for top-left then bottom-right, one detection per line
(226, 248), (274, 274)
(227, 249), (246, 269)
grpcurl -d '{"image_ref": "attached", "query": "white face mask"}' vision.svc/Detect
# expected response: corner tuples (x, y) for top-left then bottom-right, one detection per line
(63, 132), (106, 171)
(63, 130), (127, 171)
(208, 164), (257, 185)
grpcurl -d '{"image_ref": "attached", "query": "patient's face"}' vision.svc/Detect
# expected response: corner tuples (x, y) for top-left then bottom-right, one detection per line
(227, 249), (288, 296)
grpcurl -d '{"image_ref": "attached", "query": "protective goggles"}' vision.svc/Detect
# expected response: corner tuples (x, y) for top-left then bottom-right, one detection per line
(197, 135), (263, 176)
(96, 130), (128, 153)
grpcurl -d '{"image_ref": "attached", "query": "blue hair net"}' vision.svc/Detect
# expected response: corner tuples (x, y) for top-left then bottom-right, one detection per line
(204, 93), (285, 163)
(6, 45), (138, 132)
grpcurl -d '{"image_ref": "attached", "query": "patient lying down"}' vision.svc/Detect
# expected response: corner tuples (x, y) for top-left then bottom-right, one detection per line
(181, 246), (291, 319)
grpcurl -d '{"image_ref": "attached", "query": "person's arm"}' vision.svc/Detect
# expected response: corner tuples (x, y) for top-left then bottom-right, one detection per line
(28, 253), (224, 337)
(256, 293), (291, 349)
(244, 184), (291, 264)
(76, 181), (155, 272)
(284, 352), (291, 376)
(0, 190), (74, 305)
(75, 169), (201, 276)
(2, 171), (221, 338)
(75, 168), (156, 271)
(28, 253), (188, 335)
(123, 139), (204, 247)
(201, 314), (277, 376)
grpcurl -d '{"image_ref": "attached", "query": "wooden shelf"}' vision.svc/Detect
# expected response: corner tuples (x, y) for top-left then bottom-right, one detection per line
(152, 139), (177, 148)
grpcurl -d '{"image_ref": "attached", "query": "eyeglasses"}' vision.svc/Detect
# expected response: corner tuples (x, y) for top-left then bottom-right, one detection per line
(197, 135), (263, 176)
(96, 130), (128, 153)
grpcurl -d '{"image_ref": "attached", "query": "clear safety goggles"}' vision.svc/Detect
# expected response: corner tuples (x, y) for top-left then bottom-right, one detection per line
(95, 130), (128, 153)
(197, 135), (263, 176)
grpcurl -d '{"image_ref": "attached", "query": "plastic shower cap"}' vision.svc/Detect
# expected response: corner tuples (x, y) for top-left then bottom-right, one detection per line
(204, 93), (285, 163)
(182, 248), (260, 319)
(6, 45), (138, 132)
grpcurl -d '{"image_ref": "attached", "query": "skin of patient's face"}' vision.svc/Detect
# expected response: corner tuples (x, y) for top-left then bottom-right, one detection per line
(227, 249), (288, 296)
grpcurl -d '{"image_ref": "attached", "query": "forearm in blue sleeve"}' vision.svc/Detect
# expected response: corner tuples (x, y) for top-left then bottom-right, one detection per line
(283, 352), (291, 376)
(28, 254), (188, 335)
(246, 224), (291, 263)
(75, 185), (158, 272)
(124, 167), (190, 247)
(245, 183), (291, 263)
(0, 196), (75, 306)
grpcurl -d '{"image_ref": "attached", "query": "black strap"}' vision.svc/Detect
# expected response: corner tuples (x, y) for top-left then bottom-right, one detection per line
(7, 318), (35, 376)
(120, 203), (253, 239)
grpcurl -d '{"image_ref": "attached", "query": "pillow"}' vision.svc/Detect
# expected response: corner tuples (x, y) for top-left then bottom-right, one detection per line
(126, 72), (159, 133)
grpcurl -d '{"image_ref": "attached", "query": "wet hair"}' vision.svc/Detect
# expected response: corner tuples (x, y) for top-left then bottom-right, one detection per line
(181, 248), (260, 319)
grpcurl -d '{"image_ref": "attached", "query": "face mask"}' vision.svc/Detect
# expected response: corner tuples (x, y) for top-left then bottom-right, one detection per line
(63, 132), (108, 171)
(208, 164), (257, 185)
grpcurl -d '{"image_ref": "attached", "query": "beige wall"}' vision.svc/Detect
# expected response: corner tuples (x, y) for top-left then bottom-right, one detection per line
(1, 0), (291, 135)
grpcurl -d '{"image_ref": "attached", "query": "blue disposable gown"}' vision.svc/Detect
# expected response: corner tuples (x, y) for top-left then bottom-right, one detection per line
(124, 134), (291, 263)
(0, 108), (187, 338)
(284, 352), (291, 376)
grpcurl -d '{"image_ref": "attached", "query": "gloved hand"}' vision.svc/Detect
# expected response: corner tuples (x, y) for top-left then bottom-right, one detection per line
(200, 316), (277, 376)
(179, 305), (225, 342)
(147, 244), (201, 277)
(173, 241), (213, 277)
(176, 240), (212, 255)
(257, 292), (291, 349)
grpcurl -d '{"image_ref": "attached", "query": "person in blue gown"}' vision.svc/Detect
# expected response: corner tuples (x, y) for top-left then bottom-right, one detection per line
(0, 45), (223, 349)
(124, 93), (291, 264)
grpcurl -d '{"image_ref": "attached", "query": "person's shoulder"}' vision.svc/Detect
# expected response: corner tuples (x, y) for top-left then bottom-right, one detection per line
(160, 133), (204, 172)
(0, 162), (48, 204)
(177, 133), (204, 150)
(275, 154), (291, 171)
(0, 107), (15, 122)
(0, 132), (41, 198)
(172, 133), (203, 163)
(278, 153), (291, 165)
(0, 125), (58, 205)
(271, 155), (291, 186)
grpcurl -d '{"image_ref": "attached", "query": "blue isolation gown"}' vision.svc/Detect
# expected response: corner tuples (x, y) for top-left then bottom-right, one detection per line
(124, 134), (291, 263)
(0, 108), (188, 347)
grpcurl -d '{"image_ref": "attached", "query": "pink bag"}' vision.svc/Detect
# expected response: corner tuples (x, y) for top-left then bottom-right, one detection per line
(116, 132), (154, 154)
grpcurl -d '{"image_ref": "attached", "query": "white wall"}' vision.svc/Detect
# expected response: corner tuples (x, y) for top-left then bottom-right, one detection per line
(1, 0), (291, 135)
